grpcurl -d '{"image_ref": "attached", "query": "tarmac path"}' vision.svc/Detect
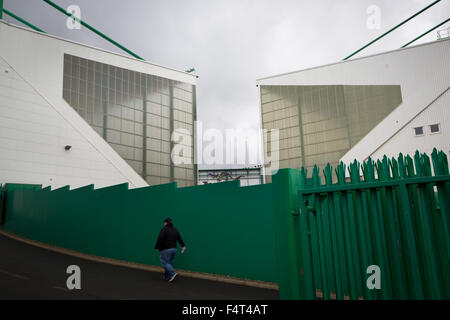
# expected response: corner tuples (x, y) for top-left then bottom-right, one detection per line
(0, 233), (278, 300)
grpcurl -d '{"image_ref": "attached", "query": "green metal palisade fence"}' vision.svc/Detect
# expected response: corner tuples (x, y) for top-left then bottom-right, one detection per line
(273, 148), (450, 299)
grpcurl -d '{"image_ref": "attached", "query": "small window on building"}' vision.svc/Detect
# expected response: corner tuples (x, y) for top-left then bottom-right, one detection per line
(414, 126), (424, 136)
(429, 123), (440, 134)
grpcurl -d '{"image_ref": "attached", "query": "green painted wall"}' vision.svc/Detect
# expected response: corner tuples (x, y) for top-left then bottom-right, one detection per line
(1, 180), (277, 283)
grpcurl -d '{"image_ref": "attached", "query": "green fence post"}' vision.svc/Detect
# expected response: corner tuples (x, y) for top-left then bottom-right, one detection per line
(349, 160), (374, 300)
(304, 201), (321, 299)
(431, 149), (450, 298)
(423, 153), (450, 299)
(272, 168), (304, 299)
(413, 151), (442, 299)
(323, 164), (346, 300)
(311, 165), (334, 300)
(297, 168), (315, 299)
(375, 157), (409, 299)
(431, 149), (450, 261)
(363, 158), (393, 299)
(395, 155), (424, 299)
(336, 163), (360, 300)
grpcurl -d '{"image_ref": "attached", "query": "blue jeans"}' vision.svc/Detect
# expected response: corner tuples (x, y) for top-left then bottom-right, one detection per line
(159, 248), (177, 280)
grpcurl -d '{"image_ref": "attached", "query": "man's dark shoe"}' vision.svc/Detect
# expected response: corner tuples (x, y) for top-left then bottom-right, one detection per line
(168, 273), (177, 282)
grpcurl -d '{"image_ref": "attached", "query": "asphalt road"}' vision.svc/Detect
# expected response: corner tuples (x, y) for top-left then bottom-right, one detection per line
(0, 234), (278, 300)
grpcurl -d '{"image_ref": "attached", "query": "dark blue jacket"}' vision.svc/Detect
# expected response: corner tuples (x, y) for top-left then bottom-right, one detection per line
(155, 224), (185, 251)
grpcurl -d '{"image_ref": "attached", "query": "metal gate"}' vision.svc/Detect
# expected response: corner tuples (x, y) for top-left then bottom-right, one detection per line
(272, 149), (450, 300)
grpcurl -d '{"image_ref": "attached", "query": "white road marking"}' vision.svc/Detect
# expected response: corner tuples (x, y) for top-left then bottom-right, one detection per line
(0, 268), (30, 280)
(52, 286), (70, 292)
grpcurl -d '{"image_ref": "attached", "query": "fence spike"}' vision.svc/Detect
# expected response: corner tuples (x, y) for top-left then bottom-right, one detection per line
(312, 165), (321, 187)
(323, 163), (333, 186)
(421, 153), (432, 177)
(431, 148), (439, 175)
(336, 162), (346, 185)
(383, 156), (391, 180)
(398, 153), (407, 179)
(376, 157), (389, 181)
(406, 155), (416, 178)
(348, 160), (361, 184)
(441, 151), (449, 174)
(363, 157), (375, 182)
(435, 150), (449, 175)
(431, 148), (449, 175)
(362, 161), (367, 182)
(391, 157), (400, 179)
(414, 150), (423, 177)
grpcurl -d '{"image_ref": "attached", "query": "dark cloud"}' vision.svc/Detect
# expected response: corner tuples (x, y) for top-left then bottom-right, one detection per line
(4, 0), (449, 168)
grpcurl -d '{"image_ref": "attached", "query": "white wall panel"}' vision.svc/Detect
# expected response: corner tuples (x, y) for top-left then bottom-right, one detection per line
(257, 38), (450, 166)
(0, 21), (199, 188)
(0, 52), (146, 189)
(371, 88), (450, 162)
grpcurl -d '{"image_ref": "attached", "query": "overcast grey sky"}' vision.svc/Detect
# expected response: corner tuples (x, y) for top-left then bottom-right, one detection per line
(3, 0), (450, 168)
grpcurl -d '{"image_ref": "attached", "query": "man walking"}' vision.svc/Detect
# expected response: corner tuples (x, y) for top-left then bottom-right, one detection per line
(155, 217), (186, 282)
